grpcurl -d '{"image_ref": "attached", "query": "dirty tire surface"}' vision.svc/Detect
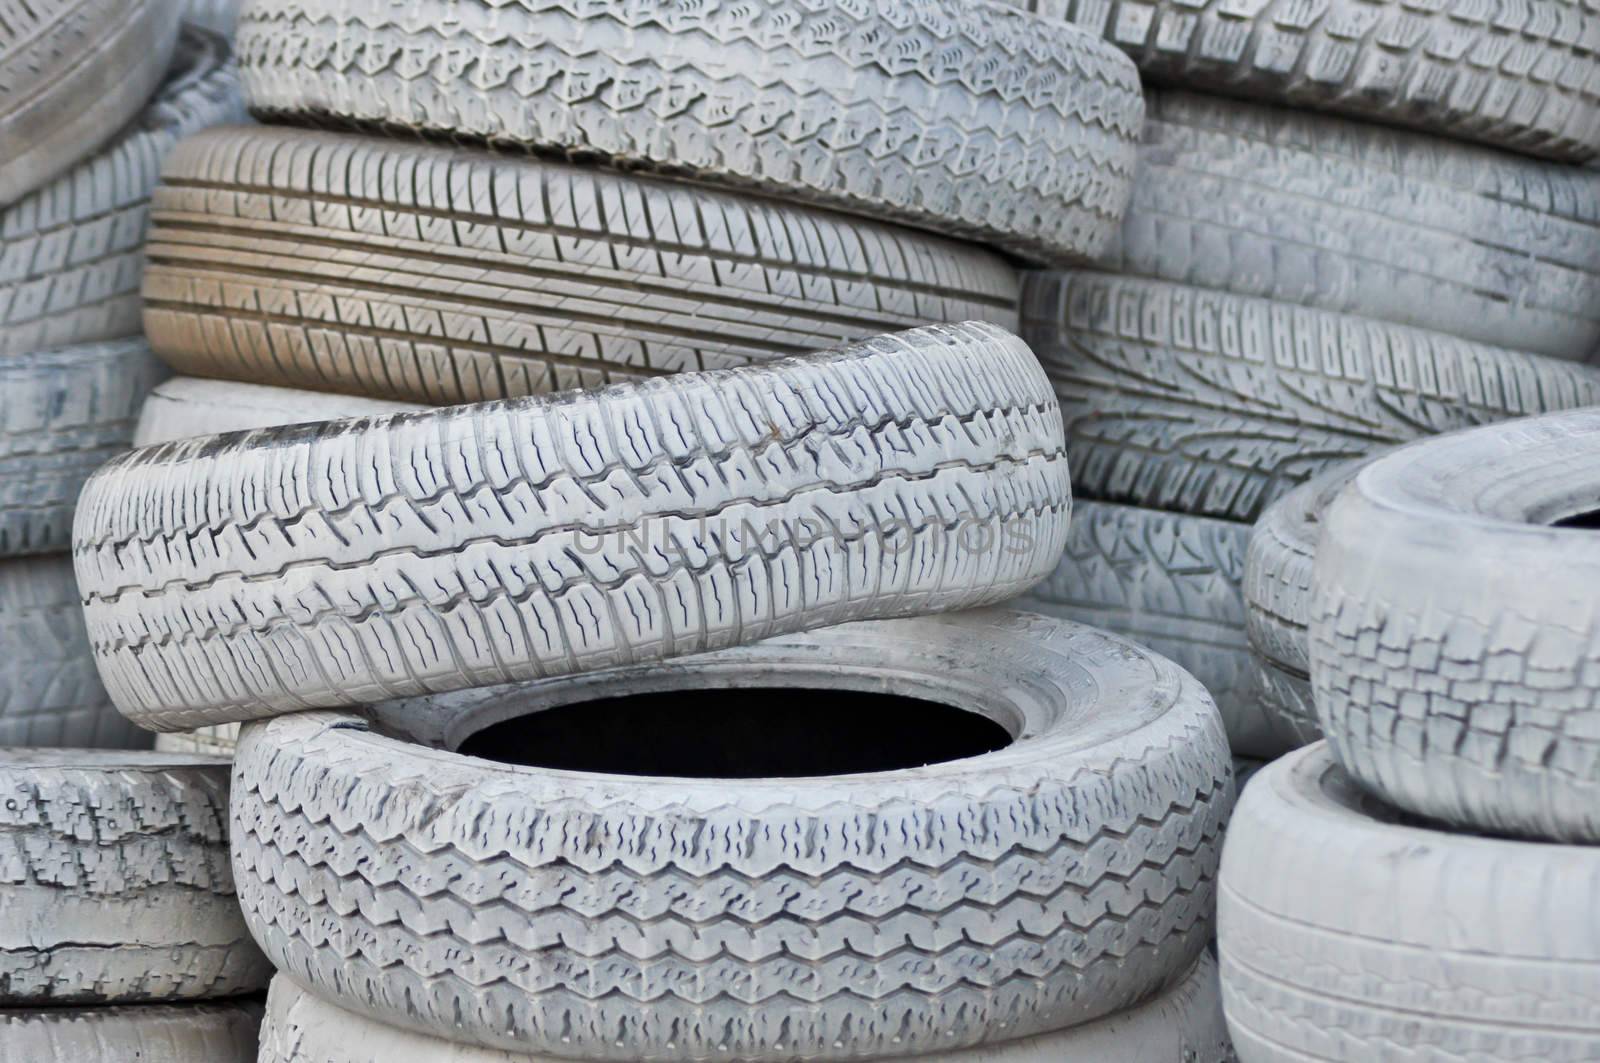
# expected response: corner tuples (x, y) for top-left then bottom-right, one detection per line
(0, 0), (180, 205)
(234, 610), (1232, 1060)
(1014, 498), (1293, 758)
(1, 28), (244, 357)
(234, 0), (1143, 264)
(0, 749), (270, 1004)
(1, 340), (168, 557)
(1010, 0), (1600, 162)
(1311, 410), (1600, 842)
(0, 1000), (261, 1062)
(134, 376), (422, 448)
(1111, 92), (1600, 361)
(76, 322), (1071, 731)
(257, 952), (1233, 1062)
(1220, 744), (1600, 1061)
(0, 556), (148, 749)
(1026, 270), (1600, 522)
(143, 125), (1023, 404)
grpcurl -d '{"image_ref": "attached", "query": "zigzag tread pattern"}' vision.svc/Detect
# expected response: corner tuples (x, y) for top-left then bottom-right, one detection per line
(141, 124), (1021, 405)
(229, 619), (1231, 1060)
(0, 751), (269, 1003)
(233, 0), (1143, 264)
(1024, 270), (1600, 522)
(73, 323), (1071, 731)
(1111, 91), (1600, 360)
(0, 25), (241, 354)
(1012, 0), (1600, 162)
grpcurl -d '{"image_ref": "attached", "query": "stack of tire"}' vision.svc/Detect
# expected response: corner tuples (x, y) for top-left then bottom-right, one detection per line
(0, 6), (242, 751)
(1010, 0), (1600, 763)
(70, 0), (1240, 1059)
(1219, 408), (1600, 1059)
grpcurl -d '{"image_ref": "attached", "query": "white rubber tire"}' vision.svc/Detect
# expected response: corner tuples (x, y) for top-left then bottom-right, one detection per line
(1015, 499), (1295, 757)
(1012, 0), (1600, 162)
(258, 953), (1233, 1063)
(0, 749), (270, 1004)
(1, 28), (244, 357)
(75, 322), (1071, 731)
(233, 609), (1232, 1060)
(1113, 91), (1600, 361)
(0, 1001), (261, 1063)
(0, 555), (146, 749)
(1, 340), (168, 557)
(1027, 270), (1600, 522)
(0, 0), (180, 205)
(142, 124), (1023, 405)
(1220, 743), (1600, 1061)
(1311, 409), (1600, 842)
(234, 0), (1143, 264)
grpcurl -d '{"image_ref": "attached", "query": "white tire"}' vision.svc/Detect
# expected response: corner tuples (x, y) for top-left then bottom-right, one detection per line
(234, 0), (1143, 264)
(258, 953), (1233, 1062)
(75, 323), (1071, 731)
(0, 750), (269, 1004)
(1221, 743), (1600, 1061)
(1312, 409), (1600, 841)
(233, 609), (1232, 1059)
(0, 1001), (261, 1063)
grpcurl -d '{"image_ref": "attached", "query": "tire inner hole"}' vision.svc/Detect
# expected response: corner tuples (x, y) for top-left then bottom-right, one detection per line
(455, 689), (1012, 778)
(1553, 508), (1600, 529)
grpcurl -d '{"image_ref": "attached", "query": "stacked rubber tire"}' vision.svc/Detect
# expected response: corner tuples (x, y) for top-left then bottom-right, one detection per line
(1219, 410), (1600, 1060)
(1011, 0), (1600, 759)
(57, 0), (1244, 1058)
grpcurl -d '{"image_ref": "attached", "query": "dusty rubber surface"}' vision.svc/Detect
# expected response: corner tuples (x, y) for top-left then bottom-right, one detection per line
(0, 1000), (261, 1062)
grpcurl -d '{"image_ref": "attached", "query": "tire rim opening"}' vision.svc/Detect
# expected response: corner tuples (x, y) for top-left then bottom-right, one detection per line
(1553, 508), (1600, 529)
(454, 688), (1013, 778)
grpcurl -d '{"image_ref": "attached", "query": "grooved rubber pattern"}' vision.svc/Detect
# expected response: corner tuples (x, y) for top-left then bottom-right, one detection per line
(0, 340), (169, 557)
(1310, 410), (1600, 842)
(1220, 745), (1600, 1061)
(1243, 456), (1376, 677)
(0, 0), (179, 205)
(1112, 91), (1600, 361)
(1026, 270), (1600, 522)
(74, 322), (1072, 731)
(0, 750), (271, 1004)
(0, 1000), (261, 1062)
(142, 124), (1022, 405)
(233, 0), (1143, 264)
(0, 556), (148, 749)
(0, 28), (244, 357)
(1011, 0), (1600, 162)
(1013, 499), (1294, 758)
(232, 610), (1233, 1060)
(256, 954), (1234, 1062)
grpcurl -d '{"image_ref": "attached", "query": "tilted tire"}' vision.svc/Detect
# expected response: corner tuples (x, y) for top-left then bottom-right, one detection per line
(1220, 743), (1600, 1061)
(1025, 270), (1600, 522)
(1, 340), (167, 557)
(1311, 410), (1600, 842)
(233, 609), (1232, 1059)
(142, 124), (1023, 404)
(258, 953), (1233, 1062)
(75, 323), (1071, 731)
(0, 750), (269, 1004)
(1110, 91), (1600, 361)
(1010, 0), (1600, 162)
(1, 29), (243, 358)
(0, 556), (146, 749)
(234, 0), (1143, 264)
(0, 1001), (261, 1063)
(1015, 498), (1293, 757)
(0, 0), (180, 205)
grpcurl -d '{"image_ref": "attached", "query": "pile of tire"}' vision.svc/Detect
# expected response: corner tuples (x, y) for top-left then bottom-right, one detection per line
(0, 5), (266, 1054)
(1011, 0), (1600, 762)
(65, 0), (1241, 1059)
(1219, 410), (1600, 1059)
